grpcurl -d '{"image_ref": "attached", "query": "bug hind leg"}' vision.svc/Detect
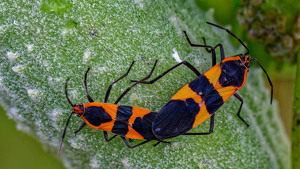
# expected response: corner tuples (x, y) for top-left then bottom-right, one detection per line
(103, 131), (118, 142)
(152, 140), (171, 147)
(120, 137), (171, 148)
(121, 137), (151, 148)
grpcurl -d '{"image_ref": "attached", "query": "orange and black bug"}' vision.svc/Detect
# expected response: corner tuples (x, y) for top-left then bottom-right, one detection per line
(132, 22), (273, 140)
(58, 60), (169, 156)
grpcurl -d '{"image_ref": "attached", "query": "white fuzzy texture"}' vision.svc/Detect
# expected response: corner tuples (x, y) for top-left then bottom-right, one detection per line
(172, 48), (182, 63)
(12, 65), (25, 74)
(7, 51), (18, 60)
(27, 89), (42, 100)
(83, 50), (92, 63)
(26, 44), (34, 52)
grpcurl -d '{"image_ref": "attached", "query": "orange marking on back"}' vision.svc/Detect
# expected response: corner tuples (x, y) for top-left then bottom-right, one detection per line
(101, 103), (119, 119)
(128, 106), (152, 124)
(125, 127), (144, 139)
(80, 117), (95, 129)
(80, 115), (115, 131)
(217, 86), (238, 102)
(192, 103), (212, 128)
(98, 121), (115, 132)
(203, 64), (222, 89)
(83, 102), (103, 108)
(221, 56), (241, 62)
(171, 84), (202, 103)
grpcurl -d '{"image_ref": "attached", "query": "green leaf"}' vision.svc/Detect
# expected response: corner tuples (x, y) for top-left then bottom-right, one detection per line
(0, 0), (289, 168)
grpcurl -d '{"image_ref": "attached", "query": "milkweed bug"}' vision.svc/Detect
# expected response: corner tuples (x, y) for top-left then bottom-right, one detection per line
(58, 60), (169, 156)
(132, 22), (273, 140)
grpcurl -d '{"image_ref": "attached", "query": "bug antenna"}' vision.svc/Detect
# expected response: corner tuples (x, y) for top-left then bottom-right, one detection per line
(58, 112), (74, 156)
(65, 77), (75, 107)
(251, 58), (273, 104)
(206, 22), (250, 55)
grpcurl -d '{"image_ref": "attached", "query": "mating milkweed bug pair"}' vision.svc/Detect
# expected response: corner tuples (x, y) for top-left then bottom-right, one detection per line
(58, 22), (273, 156)
(58, 60), (170, 156)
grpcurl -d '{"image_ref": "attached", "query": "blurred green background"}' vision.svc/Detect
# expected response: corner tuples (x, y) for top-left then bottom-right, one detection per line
(1, 0), (298, 168)
(0, 106), (65, 169)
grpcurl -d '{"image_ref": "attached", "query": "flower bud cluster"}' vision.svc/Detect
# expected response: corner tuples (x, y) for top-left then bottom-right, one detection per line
(238, 0), (300, 62)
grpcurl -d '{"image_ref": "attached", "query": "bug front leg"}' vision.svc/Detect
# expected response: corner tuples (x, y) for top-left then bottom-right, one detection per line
(74, 122), (86, 135)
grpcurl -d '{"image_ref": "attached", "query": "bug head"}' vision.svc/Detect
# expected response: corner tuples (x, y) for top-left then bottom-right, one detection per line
(206, 22), (273, 104)
(72, 103), (84, 117)
(237, 54), (273, 105)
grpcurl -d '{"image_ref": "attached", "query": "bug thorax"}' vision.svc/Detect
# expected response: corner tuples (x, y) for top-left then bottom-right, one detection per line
(72, 103), (84, 117)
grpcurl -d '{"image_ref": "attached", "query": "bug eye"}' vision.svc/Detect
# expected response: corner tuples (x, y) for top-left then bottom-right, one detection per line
(239, 54), (245, 60)
(78, 103), (83, 110)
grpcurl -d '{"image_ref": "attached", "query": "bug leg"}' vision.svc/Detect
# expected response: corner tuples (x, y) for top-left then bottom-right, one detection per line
(84, 67), (95, 102)
(234, 93), (249, 127)
(202, 37), (212, 53)
(114, 60), (158, 104)
(103, 131), (118, 142)
(104, 61), (135, 103)
(184, 31), (214, 52)
(152, 140), (171, 147)
(201, 38), (225, 62)
(183, 114), (215, 135)
(184, 31), (227, 66)
(213, 43), (225, 62)
(74, 122), (86, 135)
(121, 137), (151, 148)
(184, 31), (218, 66)
(131, 61), (201, 84)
